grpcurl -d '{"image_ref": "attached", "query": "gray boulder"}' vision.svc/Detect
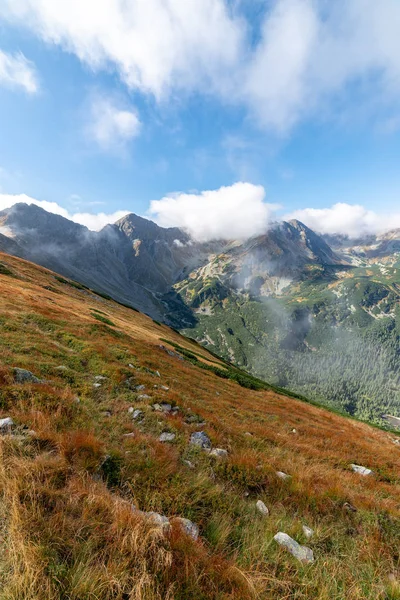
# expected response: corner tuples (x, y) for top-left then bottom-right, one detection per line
(190, 431), (211, 449)
(274, 532), (314, 563)
(174, 517), (199, 540)
(13, 368), (42, 384)
(132, 409), (144, 420)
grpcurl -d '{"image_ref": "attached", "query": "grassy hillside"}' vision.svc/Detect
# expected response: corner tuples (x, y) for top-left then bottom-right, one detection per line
(0, 252), (400, 599)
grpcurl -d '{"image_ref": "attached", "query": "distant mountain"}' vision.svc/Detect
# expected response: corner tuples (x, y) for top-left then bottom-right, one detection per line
(1, 202), (400, 424)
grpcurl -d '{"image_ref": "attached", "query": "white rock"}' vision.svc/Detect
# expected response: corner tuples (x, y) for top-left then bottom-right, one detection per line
(94, 375), (107, 381)
(128, 407), (134, 414)
(93, 383), (102, 388)
(277, 471), (291, 481)
(210, 448), (228, 458)
(256, 500), (269, 516)
(0, 417), (14, 431)
(159, 432), (176, 442)
(174, 517), (199, 540)
(132, 409), (143, 420)
(302, 526), (314, 539)
(145, 512), (170, 528)
(160, 385), (170, 391)
(351, 464), (373, 476)
(138, 394), (151, 400)
(274, 532), (314, 563)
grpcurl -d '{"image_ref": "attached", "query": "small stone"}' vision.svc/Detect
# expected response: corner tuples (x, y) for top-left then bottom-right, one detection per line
(93, 383), (102, 388)
(256, 500), (269, 516)
(0, 417), (14, 432)
(343, 502), (357, 513)
(302, 526), (314, 539)
(244, 432), (253, 437)
(159, 432), (176, 442)
(138, 394), (151, 400)
(132, 409), (144, 420)
(159, 403), (172, 413)
(145, 512), (170, 528)
(190, 431), (212, 450)
(210, 448), (228, 459)
(160, 385), (169, 391)
(94, 375), (107, 381)
(155, 371), (161, 377)
(55, 365), (68, 371)
(291, 429), (297, 434)
(13, 368), (42, 384)
(277, 471), (291, 481)
(350, 464), (373, 476)
(123, 432), (135, 438)
(274, 532), (314, 564)
(128, 363), (135, 369)
(174, 517), (199, 540)
(128, 407), (134, 414)
(135, 385), (146, 391)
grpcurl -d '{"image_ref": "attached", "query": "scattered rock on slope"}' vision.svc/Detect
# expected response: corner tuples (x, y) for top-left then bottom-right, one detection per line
(274, 532), (314, 563)
(210, 448), (228, 459)
(0, 417), (14, 432)
(351, 464), (373, 476)
(256, 500), (269, 516)
(190, 431), (212, 449)
(159, 432), (176, 442)
(302, 526), (314, 539)
(13, 368), (42, 384)
(276, 471), (291, 481)
(173, 517), (199, 540)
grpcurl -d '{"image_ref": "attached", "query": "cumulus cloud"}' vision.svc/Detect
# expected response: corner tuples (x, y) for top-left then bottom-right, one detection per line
(0, 193), (128, 231)
(2, 1), (400, 132)
(0, 49), (38, 94)
(286, 203), (400, 238)
(148, 182), (278, 241)
(87, 96), (141, 151)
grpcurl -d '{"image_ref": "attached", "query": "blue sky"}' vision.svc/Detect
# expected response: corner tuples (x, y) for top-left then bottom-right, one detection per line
(1, 0), (400, 240)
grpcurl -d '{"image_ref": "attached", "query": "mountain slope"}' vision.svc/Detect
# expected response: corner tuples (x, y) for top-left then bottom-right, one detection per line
(1, 203), (400, 424)
(0, 252), (400, 599)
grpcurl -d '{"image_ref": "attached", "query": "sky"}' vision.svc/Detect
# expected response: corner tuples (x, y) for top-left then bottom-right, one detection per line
(1, 0), (400, 241)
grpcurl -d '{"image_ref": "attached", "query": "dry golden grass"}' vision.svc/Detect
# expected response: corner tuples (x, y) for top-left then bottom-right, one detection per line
(0, 252), (399, 599)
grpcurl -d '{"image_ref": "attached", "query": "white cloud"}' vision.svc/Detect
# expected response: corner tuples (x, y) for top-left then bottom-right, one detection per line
(2, 1), (400, 132)
(286, 203), (400, 238)
(149, 182), (279, 241)
(87, 96), (141, 151)
(0, 49), (38, 94)
(0, 193), (128, 231)
(0, 0), (243, 99)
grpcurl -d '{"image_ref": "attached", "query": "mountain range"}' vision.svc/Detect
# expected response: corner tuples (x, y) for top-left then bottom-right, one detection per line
(1, 202), (399, 424)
